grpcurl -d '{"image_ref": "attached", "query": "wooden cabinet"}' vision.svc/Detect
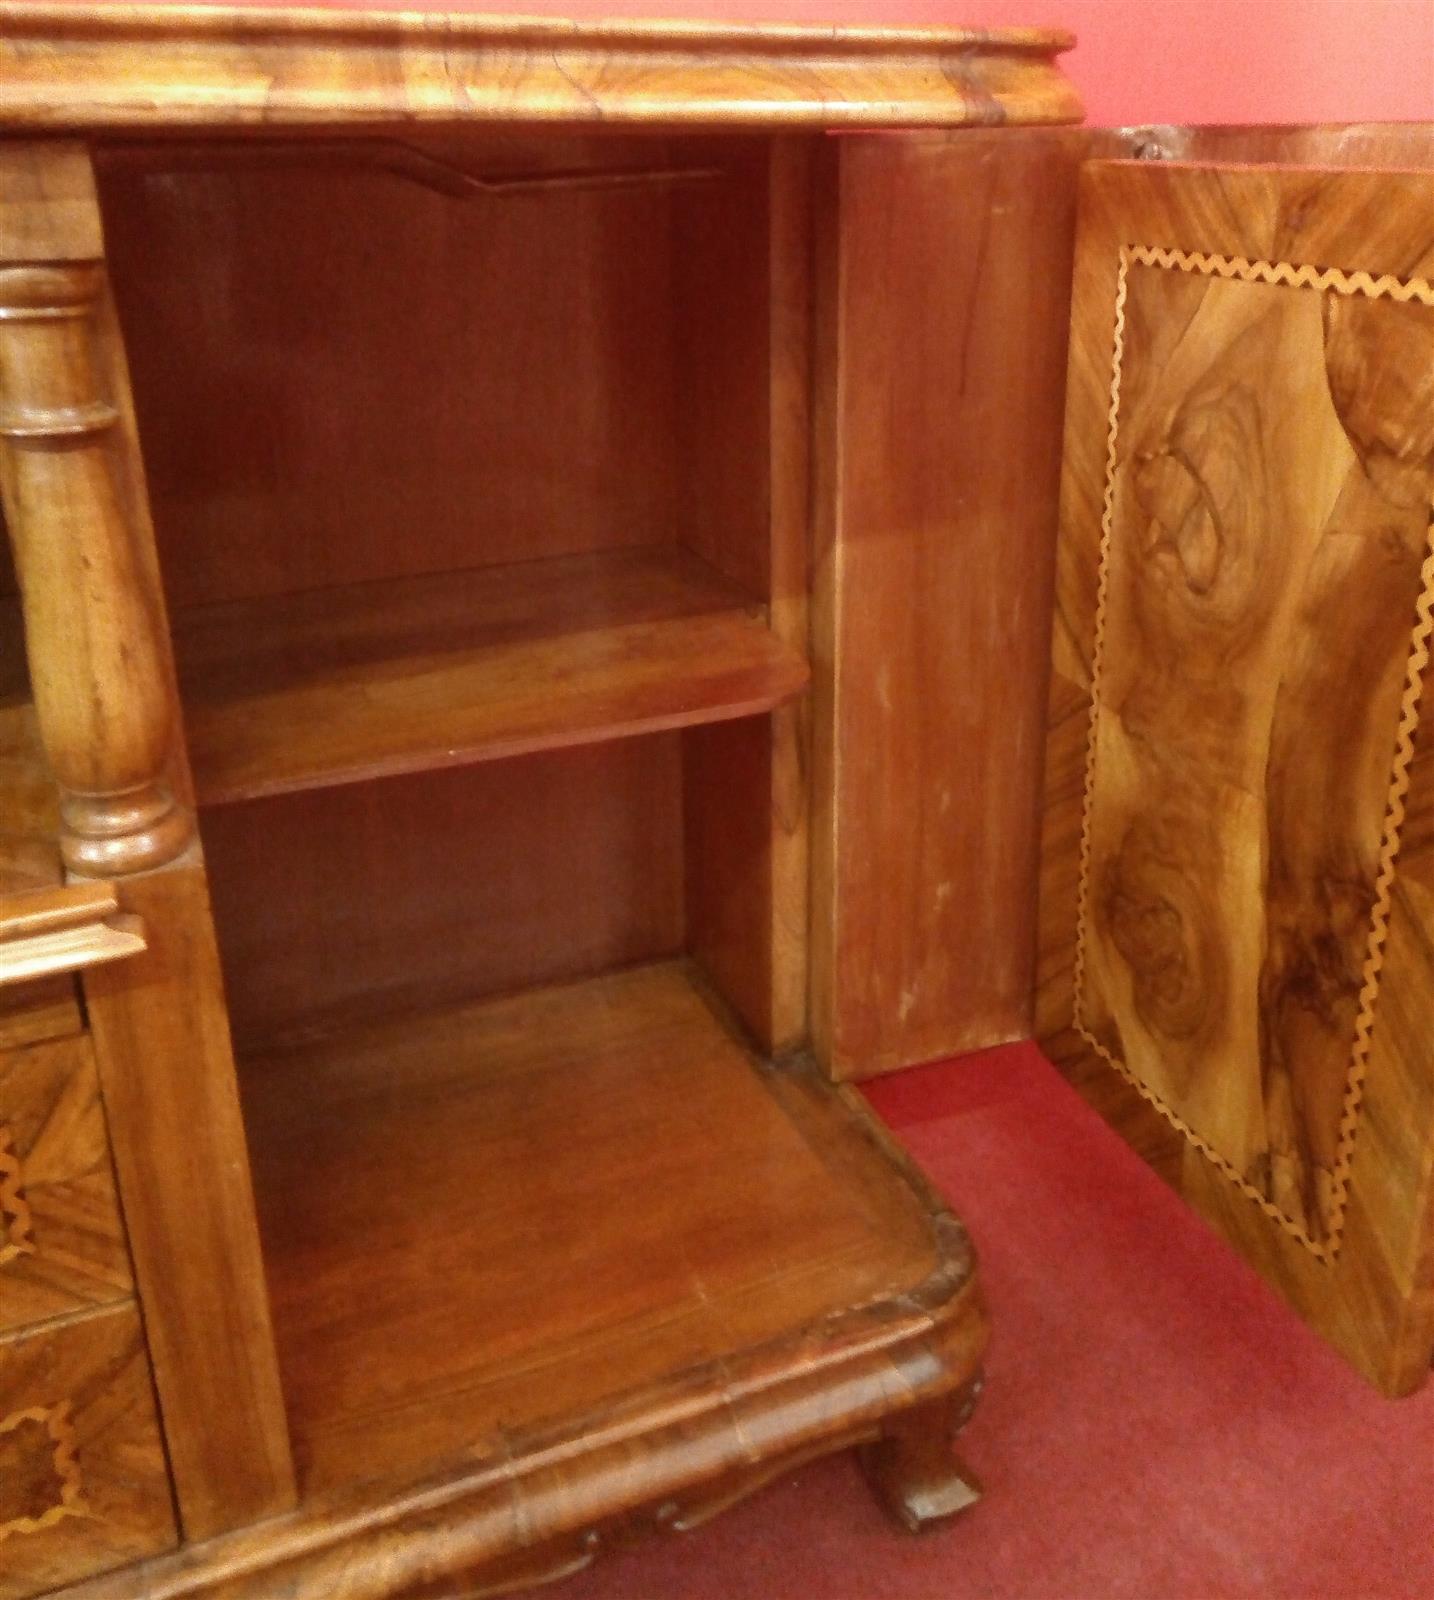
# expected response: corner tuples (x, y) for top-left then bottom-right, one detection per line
(0, 8), (1430, 1599)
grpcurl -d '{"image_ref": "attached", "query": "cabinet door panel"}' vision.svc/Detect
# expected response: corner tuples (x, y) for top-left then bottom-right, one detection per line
(1037, 159), (1434, 1394)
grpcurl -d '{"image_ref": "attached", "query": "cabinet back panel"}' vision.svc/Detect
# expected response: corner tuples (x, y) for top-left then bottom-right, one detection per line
(201, 737), (685, 1046)
(97, 145), (764, 610)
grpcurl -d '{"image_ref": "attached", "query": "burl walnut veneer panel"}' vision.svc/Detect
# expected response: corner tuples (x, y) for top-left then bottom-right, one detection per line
(1038, 160), (1434, 1393)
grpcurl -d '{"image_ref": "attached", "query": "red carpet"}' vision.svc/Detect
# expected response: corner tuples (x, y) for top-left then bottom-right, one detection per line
(564, 1043), (1434, 1600)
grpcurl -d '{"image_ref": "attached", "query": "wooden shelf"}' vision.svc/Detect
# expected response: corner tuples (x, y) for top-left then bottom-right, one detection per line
(236, 963), (947, 1497)
(174, 546), (809, 805)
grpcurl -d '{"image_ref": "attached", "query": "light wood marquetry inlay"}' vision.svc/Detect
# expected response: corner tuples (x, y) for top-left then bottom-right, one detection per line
(0, 1306), (177, 1594)
(0, 1123), (34, 1264)
(0, 1401), (85, 1542)
(0, 1035), (133, 1333)
(1073, 244), (1434, 1259)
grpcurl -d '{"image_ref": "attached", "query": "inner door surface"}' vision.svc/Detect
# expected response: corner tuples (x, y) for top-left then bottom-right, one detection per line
(1037, 157), (1434, 1395)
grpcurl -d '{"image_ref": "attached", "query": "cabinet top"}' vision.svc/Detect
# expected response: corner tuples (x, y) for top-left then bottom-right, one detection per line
(0, 3), (1080, 131)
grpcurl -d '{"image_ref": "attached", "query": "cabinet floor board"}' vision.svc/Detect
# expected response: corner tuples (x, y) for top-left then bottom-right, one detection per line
(237, 962), (942, 1497)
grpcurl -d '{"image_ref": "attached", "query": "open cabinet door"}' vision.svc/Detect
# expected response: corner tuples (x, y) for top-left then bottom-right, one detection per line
(1037, 157), (1434, 1395)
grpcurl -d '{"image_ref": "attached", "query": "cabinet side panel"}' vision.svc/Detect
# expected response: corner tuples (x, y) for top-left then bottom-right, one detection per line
(683, 137), (813, 1056)
(813, 128), (1090, 1081)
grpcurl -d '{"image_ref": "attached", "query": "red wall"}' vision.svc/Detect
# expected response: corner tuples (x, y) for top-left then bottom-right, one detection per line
(970, 0), (1434, 126)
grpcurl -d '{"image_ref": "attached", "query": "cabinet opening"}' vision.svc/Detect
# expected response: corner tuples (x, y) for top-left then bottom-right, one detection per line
(92, 130), (852, 1500)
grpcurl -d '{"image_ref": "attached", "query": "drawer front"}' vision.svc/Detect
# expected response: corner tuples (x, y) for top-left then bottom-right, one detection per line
(0, 1305), (178, 1599)
(0, 974), (83, 1054)
(1, 1033), (133, 1337)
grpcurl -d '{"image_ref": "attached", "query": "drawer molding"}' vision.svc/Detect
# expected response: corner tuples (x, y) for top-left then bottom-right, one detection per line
(0, 884), (146, 989)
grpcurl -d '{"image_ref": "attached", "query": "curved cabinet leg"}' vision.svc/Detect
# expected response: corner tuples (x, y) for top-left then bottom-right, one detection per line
(858, 1374), (984, 1532)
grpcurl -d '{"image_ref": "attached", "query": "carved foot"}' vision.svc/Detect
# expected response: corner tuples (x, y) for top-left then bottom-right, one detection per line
(858, 1375), (984, 1532)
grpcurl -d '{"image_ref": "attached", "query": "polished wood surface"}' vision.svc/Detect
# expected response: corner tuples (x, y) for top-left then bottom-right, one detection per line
(0, 1034), (131, 1335)
(0, 143), (192, 876)
(239, 962), (943, 1492)
(101, 148), (730, 610)
(1111, 122), (1434, 169)
(0, 975), (80, 1055)
(0, 4), (1079, 132)
(202, 741), (685, 1046)
(83, 861), (297, 1538)
(175, 546), (807, 805)
(685, 139), (813, 1057)
(0, 628), (86, 1047)
(0, 883), (145, 989)
(811, 129), (1088, 1081)
(1037, 159), (1434, 1394)
(0, 1306), (176, 1598)
(860, 1377), (983, 1532)
(55, 962), (984, 1600)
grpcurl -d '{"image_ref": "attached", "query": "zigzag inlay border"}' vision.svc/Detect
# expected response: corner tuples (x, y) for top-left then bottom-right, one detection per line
(1126, 244), (1434, 306)
(0, 1123), (35, 1266)
(1071, 243), (1434, 1263)
(0, 1400), (86, 1542)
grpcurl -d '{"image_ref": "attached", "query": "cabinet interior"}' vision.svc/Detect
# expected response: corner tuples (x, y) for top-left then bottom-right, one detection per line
(92, 130), (855, 1496)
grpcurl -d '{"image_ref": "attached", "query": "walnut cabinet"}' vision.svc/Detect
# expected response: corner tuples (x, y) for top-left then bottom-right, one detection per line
(0, 8), (1431, 1598)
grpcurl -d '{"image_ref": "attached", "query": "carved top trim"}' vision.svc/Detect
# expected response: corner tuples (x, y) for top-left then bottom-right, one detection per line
(1072, 242), (1434, 1263)
(0, 3), (1081, 131)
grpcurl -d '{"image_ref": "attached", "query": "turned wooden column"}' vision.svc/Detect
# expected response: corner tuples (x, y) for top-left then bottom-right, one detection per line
(0, 142), (294, 1540)
(0, 149), (191, 877)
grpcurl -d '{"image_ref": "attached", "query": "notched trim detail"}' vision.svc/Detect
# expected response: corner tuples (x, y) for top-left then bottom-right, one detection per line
(1072, 244), (1434, 1261)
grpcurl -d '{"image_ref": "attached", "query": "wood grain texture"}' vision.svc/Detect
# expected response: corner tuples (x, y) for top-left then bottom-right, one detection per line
(1038, 160), (1434, 1393)
(0, 976), (80, 1054)
(82, 860), (296, 1537)
(238, 962), (944, 1492)
(101, 148), (707, 610)
(0, 143), (193, 877)
(1113, 123), (1434, 170)
(684, 138), (813, 1057)
(0, 593), (84, 1049)
(174, 545), (807, 805)
(0, 883), (145, 989)
(0, 1034), (133, 1335)
(201, 740), (685, 1047)
(811, 128), (1089, 1081)
(859, 1378), (983, 1532)
(58, 963), (984, 1600)
(0, 1306), (176, 1599)
(0, 4), (1079, 132)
